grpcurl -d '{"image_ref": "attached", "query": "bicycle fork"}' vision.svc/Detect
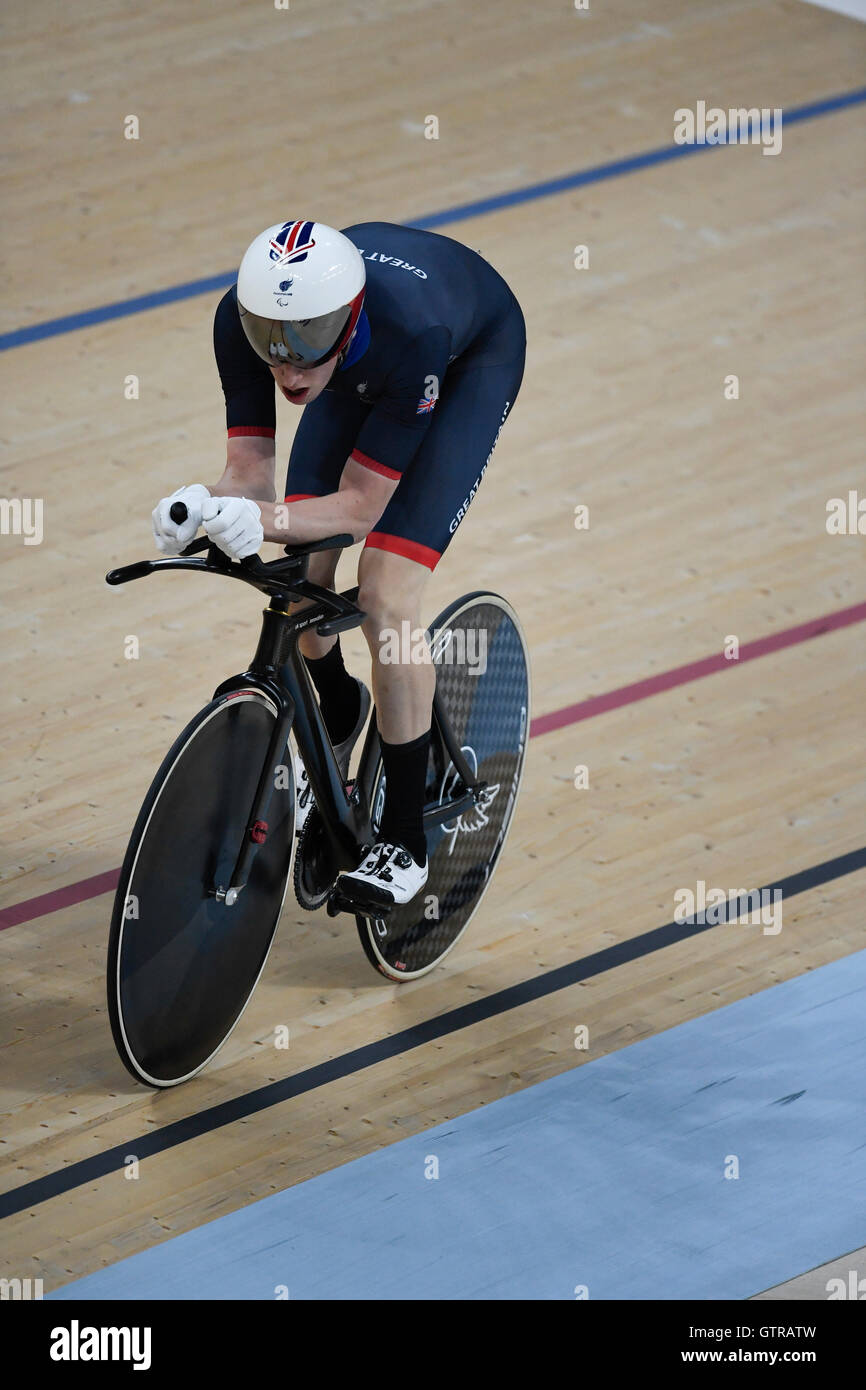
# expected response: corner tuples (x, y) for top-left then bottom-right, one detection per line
(210, 678), (296, 906)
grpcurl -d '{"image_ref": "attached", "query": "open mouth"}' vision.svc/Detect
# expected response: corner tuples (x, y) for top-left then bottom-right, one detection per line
(281, 384), (310, 403)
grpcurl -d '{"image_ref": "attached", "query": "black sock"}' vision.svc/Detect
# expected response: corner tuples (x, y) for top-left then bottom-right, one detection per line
(305, 639), (361, 745)
(378, 728), (431, 866)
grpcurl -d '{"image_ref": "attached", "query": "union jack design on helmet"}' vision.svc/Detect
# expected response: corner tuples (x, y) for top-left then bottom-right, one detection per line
(268, 220), (317, 266)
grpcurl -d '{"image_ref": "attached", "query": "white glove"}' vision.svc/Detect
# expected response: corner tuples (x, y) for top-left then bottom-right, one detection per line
(200, 495), (263, 560)
(152, 483), (211, 554)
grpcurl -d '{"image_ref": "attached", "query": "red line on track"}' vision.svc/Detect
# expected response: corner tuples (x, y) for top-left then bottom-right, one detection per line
(2, 600), (864, 932)
(0, 869), (121, 930)
(529, 599), (866, 737)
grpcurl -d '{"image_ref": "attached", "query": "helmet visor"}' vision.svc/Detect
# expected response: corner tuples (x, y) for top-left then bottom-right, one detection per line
(239, 303), (352, 370)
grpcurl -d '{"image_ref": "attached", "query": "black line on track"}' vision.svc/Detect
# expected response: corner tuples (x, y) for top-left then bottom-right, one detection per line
(2, 845), (864, 1219)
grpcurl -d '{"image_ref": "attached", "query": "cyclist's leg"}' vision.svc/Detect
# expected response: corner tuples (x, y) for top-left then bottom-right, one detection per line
(283, 391), (369, 748)
(357, 544), (436, 742)
(284, 387), (367, 656)
(341, 306), (526, 901)
(347, 545), (434, 892)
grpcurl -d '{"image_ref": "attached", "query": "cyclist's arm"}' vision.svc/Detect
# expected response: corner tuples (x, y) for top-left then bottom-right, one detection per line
(210, 435), (277, 504)
(211, 288), (278, 503)
(258, 457), (398, 544)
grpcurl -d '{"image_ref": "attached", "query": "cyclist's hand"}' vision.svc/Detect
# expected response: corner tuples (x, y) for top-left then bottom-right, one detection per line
(200, 495), (263, 560)
(152, 483), (211, 554)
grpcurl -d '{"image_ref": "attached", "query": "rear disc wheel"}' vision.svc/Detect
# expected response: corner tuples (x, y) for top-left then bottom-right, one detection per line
(356, 593), (530, 981)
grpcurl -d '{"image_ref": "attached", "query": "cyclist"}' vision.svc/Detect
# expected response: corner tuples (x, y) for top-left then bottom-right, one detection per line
(152, 219), (525, 907)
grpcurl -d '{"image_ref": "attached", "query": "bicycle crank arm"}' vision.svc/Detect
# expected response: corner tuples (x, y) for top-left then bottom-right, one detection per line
(422, 783), (486, 831)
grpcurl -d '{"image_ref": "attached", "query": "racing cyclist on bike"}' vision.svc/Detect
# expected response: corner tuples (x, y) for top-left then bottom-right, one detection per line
(152, 219), (525, 908)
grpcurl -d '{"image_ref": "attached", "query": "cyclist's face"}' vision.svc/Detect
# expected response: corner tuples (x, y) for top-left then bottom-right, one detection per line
(270, 355), (338, 406)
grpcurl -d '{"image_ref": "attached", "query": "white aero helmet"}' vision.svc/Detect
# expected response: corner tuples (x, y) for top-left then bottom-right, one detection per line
(236, 219), (366, 369)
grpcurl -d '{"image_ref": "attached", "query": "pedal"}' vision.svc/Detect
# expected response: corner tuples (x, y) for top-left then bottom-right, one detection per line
(326, 885), (394, 920)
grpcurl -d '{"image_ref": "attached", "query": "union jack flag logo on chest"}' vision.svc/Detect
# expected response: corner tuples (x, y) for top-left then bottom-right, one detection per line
(268, 220), (317, 265)
(416, 395), (437, 415)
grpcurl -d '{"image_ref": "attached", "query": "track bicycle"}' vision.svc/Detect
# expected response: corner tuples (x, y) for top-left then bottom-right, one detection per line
(105, 513), (530, 1086)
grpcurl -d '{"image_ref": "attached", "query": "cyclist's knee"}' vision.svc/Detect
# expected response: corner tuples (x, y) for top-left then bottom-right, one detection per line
(358, 578), (417, 641)
(360, 599), (399, 653)
(359, 551), (427, 616)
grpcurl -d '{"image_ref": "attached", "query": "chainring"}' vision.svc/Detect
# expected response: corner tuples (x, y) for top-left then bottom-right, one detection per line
(293, 804), (336, 910)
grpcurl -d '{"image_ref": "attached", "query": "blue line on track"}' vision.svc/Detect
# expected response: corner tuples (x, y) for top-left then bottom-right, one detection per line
(2, 86), (864, 353)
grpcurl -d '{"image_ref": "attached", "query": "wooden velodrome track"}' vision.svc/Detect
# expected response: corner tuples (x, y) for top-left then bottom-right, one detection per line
(1, 0), (864, 1292)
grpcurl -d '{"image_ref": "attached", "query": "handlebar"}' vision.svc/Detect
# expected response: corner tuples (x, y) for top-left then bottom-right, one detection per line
(106, 500), (362, 636)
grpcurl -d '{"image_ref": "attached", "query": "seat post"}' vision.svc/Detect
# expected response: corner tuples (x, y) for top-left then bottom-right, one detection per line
(250, 602), (297, 675)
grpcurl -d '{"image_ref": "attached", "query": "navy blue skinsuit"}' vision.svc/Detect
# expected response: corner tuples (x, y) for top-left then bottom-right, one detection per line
(213, 221), (526, 569)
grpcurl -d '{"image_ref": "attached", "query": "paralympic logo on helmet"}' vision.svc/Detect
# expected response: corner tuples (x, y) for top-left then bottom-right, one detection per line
(268, 220), (317, 266)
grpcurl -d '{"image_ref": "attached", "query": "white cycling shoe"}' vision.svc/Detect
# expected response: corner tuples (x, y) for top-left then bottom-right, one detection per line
(294, 678), (371, 837)
(337, 841), (429, 909)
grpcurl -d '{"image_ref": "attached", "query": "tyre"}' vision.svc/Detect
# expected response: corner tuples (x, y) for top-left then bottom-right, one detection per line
(107, 688), (295, 1086)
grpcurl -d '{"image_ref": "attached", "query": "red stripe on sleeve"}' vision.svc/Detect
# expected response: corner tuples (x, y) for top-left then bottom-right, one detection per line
(228, 426), (276, 439)
(350, 449), (402, 481)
